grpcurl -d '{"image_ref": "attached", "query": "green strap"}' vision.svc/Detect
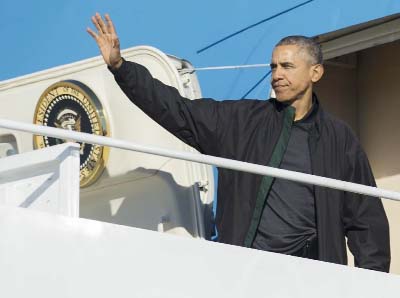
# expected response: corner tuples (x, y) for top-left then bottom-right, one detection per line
(244, 106), (295, 247)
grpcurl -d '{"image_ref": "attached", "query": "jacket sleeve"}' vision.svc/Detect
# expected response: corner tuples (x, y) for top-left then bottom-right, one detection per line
(343, 129), (390, 272)
(109, 59), (225, 156)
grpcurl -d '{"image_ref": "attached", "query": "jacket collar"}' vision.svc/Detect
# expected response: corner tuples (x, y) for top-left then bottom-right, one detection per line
(311, 93), (323, 138)
(270, 93), (323, 137)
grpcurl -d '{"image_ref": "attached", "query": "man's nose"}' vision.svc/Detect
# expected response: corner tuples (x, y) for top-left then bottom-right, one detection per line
(271, 66), (283, 81)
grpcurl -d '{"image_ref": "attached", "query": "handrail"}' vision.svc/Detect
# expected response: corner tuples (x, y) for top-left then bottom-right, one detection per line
(1, 118), (400, 202)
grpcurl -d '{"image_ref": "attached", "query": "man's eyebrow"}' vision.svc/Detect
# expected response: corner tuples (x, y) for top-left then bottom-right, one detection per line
(270, 62), (295, 68)
(281, 62), (295, 66)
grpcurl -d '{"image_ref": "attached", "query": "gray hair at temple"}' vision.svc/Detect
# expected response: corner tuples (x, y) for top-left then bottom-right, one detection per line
(275, 35), (323, 65)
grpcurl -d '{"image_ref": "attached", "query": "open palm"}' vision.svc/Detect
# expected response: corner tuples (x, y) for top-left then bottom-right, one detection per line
(87, 13), (122, 69)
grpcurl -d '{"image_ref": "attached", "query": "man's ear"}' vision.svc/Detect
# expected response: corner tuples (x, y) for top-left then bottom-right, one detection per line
(310, 64), (324, 83)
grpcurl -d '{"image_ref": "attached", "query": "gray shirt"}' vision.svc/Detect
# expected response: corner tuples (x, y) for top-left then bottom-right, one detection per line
(253, 106), (317, 254)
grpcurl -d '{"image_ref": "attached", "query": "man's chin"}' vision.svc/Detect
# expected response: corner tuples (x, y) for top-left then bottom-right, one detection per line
(274, 95), (293, 103)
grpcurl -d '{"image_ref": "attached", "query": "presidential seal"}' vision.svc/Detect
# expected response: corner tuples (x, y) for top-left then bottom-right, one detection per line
(33, 80), (109, 187)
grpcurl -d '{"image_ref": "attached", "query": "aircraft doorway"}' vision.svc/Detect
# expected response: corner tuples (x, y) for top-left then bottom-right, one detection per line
(314, 14), (400, 274)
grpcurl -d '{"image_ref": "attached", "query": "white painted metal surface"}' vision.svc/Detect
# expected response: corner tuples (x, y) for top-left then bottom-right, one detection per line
(0, 45), (214, 238)
(0, 205), (398, 298)
(319, 15), (400, 60)
(0, 143), (80, 216)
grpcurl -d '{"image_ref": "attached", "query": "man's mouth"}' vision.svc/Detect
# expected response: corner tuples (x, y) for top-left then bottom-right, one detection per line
(273, 85), (288, 90)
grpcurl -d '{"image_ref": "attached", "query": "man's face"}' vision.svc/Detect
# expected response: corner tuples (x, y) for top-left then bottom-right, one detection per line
(270, 44), (315, 102)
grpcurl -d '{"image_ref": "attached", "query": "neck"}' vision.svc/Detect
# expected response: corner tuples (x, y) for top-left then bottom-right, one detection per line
(291, 90), (313, 121)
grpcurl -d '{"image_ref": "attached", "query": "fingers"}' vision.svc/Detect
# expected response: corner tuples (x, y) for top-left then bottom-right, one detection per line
(86, 27), (98, 40)
(91, 15), (103, 35)
(90, 12), (109, 35)
(88, 13), (118, 49)
(105, 14), (117, 35)
(95, 12), (108, 34)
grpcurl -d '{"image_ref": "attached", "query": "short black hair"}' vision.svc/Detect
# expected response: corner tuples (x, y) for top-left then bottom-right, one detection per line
(275, 35), (323, 65)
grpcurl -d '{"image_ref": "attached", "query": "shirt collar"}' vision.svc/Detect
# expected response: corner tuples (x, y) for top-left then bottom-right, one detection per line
(271, 94), (322, 137)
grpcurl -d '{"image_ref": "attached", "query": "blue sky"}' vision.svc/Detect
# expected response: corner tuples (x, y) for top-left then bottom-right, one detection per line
(1, 1), (399, 99)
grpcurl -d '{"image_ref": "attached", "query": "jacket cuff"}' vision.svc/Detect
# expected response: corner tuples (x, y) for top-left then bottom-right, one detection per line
(108, 58), (132, 81)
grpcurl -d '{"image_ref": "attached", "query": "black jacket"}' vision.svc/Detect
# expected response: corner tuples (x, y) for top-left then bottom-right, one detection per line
(110, 60), (390, 272)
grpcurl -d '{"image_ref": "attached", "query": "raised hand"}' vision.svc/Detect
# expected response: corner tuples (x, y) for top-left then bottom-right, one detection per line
(87, 13), (123, 69)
